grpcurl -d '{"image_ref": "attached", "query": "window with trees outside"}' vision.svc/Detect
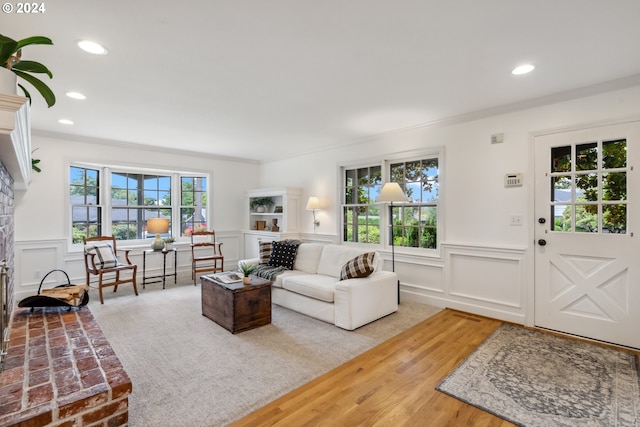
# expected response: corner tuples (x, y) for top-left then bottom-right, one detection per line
(342, 156), (439, 249)
(70, 165), (208, 244)
(389, 158), (439, 249)
(550, 139), (627, 233)
(343, 166), (382, 244)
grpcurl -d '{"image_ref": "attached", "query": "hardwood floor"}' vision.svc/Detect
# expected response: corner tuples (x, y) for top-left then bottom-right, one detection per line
(230, 309), (514, 427)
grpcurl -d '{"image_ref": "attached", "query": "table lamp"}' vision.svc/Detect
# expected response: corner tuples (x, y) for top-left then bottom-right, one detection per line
(147, 218), (169, 251)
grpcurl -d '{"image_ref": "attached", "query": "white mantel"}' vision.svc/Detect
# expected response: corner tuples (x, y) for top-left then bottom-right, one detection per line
(0, 93), (31, 190)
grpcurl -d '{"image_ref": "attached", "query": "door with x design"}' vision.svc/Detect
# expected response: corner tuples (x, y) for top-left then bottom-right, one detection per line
(534, 121), (640, 349)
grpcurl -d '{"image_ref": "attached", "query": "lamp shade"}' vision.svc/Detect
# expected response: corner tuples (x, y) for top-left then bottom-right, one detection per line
(376, 183), (409, 203)
(147, 218), (169, 234)
(305, 196), (321, 210)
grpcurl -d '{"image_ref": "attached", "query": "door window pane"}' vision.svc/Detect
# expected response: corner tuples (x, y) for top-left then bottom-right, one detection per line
(553, 205), (571, 232)
(602, 139), (627, 169)
(603, 204), (626, 234)
(576, 142), (597, 171)
(575, 205), (598, 233)
(603, 172), (626, 201)
(576, 173), (598, 202)
(551, 146), (571, 172)
(552, 176), (571, 202)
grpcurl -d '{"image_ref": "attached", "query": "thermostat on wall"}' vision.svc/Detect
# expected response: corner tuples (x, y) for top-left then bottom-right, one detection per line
(505, 173), (523, 187)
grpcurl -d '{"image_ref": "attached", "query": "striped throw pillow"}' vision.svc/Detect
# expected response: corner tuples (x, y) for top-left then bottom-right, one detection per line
(340, 252), (375, 280)
(259, 241), (272, 264)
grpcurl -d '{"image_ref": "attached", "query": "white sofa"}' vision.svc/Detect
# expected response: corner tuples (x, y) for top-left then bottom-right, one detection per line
(239, 243), (398, 330)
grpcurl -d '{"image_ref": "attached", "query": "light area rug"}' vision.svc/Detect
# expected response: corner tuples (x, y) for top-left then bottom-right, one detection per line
(88, 283), (441, 427)
(436, 324), (640, 427)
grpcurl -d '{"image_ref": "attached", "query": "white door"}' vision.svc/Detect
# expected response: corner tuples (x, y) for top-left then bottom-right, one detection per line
(534, 121), (640, 349)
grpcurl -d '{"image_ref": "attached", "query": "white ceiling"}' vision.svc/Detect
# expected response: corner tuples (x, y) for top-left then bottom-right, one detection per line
(4, 0), (640, 162)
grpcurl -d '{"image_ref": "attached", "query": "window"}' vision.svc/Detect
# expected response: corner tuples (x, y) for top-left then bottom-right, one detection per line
(343, 165), (382, 244)
(550, 138), (627, 233)
(180, 176), (207, 235)
(341, 154), (440, 250)
(111, 172), (171, 240)
(70, 166), (101, 243)
(70, 164), (208, 244)
(389, 158), (439, 249)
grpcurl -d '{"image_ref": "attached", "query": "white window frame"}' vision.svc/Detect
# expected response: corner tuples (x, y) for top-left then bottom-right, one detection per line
(67, 162), (210, 249)
(339, 147), (444, 257)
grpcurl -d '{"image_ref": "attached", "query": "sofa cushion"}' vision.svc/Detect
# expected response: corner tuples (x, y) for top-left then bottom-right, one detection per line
(293, 243), (325, 274)
(282, 274), (337, 303)
(259, 241), (272, 264)
(340, 252), (376, 280)
(268, 241), (299, 270)
(269, 270), (303, 288)
(317, 245), (374, 278)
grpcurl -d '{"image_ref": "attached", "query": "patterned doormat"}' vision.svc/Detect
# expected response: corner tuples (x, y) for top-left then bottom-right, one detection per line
(436, 324), (640, 426)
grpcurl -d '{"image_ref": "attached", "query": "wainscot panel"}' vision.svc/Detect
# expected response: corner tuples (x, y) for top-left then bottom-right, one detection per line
(399, 243), (527, 324)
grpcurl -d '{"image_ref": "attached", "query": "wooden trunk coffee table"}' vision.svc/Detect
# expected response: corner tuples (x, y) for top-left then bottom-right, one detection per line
(201, 274), (272, 334)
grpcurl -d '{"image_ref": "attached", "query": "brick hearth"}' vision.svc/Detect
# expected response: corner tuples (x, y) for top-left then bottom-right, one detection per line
(0, 307), (131, 426)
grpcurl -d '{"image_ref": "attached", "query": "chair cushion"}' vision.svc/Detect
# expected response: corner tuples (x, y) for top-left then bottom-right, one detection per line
(340, 252), (376, 280)
(259, 241), (272, 264)
(87, 244), (118, 269)
(268, 241), (299, 270)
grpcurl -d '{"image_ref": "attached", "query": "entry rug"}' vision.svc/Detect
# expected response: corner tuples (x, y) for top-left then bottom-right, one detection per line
(436, 324), (640, 427)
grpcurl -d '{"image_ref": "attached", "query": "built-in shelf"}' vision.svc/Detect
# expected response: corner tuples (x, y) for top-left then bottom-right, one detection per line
(244, 187), (302, 258)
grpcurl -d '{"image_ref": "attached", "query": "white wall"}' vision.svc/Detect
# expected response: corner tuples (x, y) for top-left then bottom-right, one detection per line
(258, 84), (640, 324)
(14, 133), (261, 300)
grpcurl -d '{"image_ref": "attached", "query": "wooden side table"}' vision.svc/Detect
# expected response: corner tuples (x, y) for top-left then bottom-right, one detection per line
(142, 248), (177, 289)
(201, 274), (272, 333)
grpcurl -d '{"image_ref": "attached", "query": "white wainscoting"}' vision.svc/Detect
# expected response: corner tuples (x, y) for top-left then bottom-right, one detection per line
(14, 233), (529, 322)
(399, 242), (527, 324)
(14, 231), (244, 303)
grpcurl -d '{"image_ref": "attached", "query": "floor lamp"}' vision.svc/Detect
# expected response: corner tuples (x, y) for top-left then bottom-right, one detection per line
(376, 182), (409, 304)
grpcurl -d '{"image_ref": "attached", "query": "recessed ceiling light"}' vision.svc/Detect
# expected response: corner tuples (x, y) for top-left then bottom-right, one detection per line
(512, 64), (535, 75)
(77, 40), (108, 55)
(66, 91), (86, 100)
(58, 119), (74, 125)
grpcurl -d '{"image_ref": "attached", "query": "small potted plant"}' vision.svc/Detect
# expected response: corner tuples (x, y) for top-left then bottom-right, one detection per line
(238, 262), (257, 285)
(250, 197), (274, 213)
(163, 236), (175, 250)
(0, 34), (56, 107)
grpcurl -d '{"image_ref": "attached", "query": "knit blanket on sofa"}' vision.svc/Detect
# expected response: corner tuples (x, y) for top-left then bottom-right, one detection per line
(253, 264), (287, 281)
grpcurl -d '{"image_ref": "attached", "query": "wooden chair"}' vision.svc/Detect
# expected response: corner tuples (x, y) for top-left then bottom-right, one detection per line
(83, 236), (138, 304)
(190, 230), (224, 285)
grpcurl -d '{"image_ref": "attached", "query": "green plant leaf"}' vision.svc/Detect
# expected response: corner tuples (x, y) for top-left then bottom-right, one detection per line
(15, 36), (53, 50)
(12, 60), (53, 78)
(17, 83), (32, 103)
(0, 35), (18, 66)
(13, 69), (55, 107)
(32, 158), (41, 173)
